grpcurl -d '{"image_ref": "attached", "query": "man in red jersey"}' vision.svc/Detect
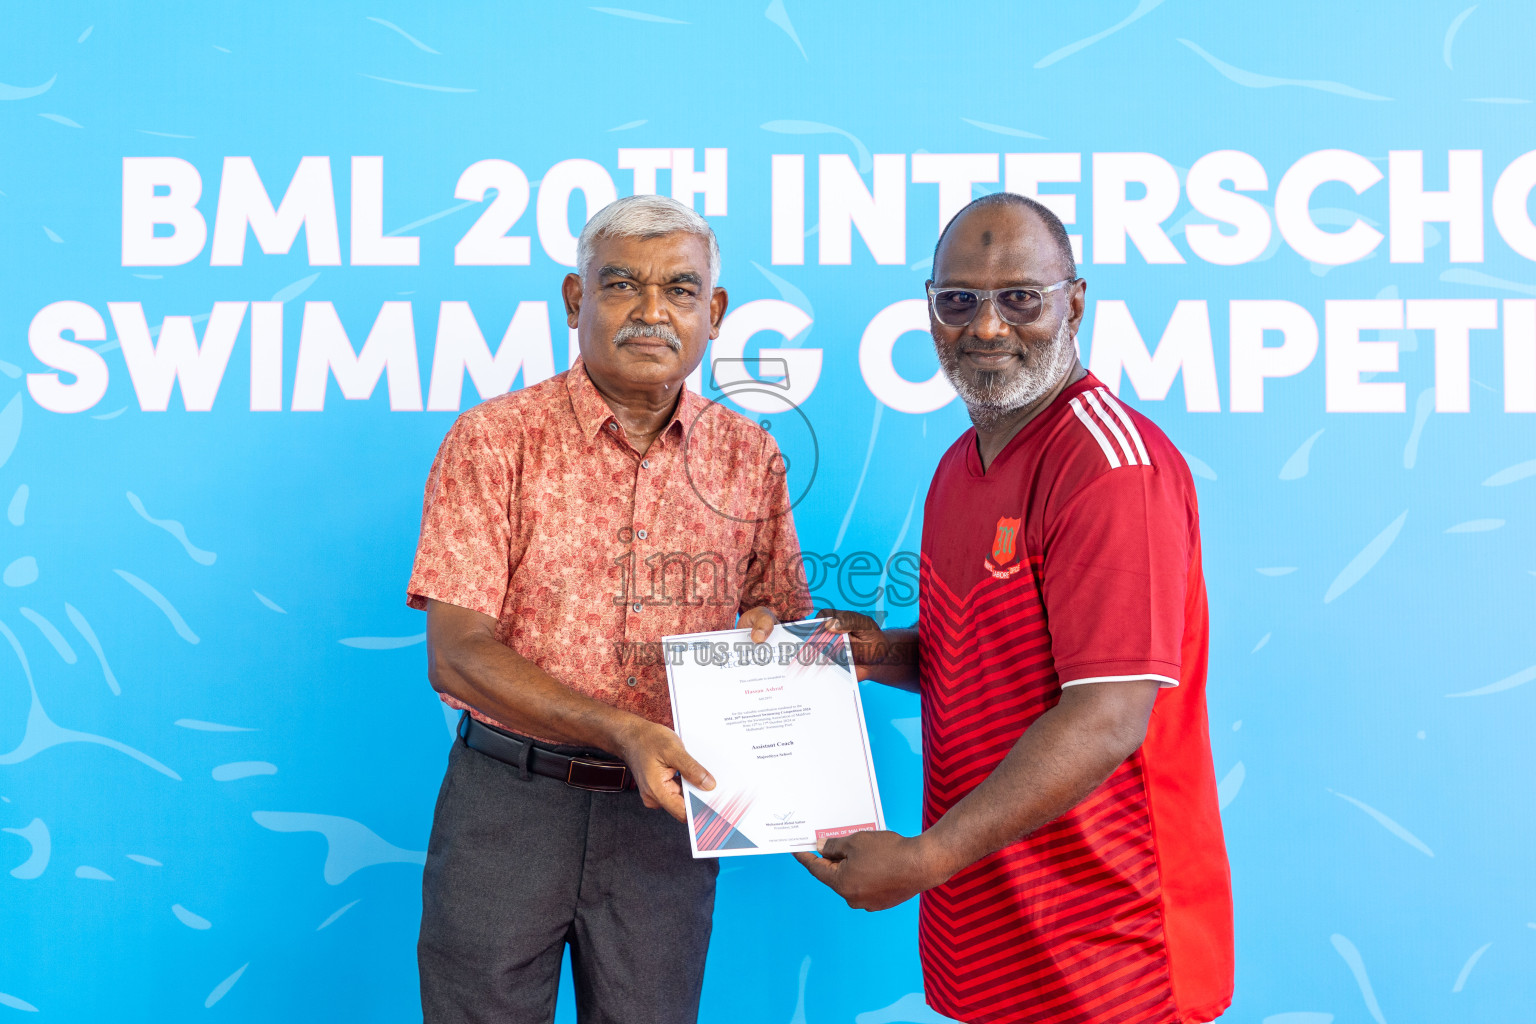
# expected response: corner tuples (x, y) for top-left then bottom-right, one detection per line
(796, 194), (1233, 1024)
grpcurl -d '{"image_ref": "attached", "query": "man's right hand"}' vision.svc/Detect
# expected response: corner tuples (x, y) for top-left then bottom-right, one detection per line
(615, 720), (715, 824)
(819, 610), (921, 692)
(818, 609), (889, 681)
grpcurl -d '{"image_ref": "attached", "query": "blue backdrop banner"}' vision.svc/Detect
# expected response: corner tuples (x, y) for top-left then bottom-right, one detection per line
(2, 2), (1534, 1021)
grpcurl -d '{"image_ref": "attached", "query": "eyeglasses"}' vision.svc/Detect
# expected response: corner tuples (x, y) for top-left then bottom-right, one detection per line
(926, 279), (1077, 328)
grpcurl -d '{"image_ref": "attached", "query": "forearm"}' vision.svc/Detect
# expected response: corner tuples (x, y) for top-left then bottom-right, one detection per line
(424, 599), (717, 823)
(429, 629), (642, 753)
(918, 693), (1148, 882)
(858, 627), (921, 692)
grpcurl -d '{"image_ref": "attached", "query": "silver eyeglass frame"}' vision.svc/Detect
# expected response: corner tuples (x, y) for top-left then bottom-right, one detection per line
(926, 278), (1078, 328)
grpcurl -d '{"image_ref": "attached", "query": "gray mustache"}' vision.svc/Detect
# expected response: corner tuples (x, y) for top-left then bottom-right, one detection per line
(613, 324), (682, 351)
(959, 343), (1023, 354)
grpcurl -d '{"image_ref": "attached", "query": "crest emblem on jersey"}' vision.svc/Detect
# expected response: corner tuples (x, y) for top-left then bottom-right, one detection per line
(983, 515), (1024, 579)
(990, 516), (1021, 566)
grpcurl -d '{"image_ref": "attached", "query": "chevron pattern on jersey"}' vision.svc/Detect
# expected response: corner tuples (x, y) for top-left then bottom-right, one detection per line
(917, 556), (1177, 1024)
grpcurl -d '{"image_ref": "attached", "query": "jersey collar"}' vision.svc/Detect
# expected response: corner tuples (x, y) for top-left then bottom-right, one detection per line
(963, 372), (1104, 478)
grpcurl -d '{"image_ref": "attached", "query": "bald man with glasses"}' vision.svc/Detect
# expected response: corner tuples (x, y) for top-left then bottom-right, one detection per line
(799, 194), (1234, 1024)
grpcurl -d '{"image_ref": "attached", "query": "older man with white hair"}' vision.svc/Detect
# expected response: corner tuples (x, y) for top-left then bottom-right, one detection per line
(407, 194), (810, 1023)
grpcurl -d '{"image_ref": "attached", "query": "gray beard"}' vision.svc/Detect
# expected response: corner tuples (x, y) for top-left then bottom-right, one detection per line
(938, 315), (1077, 431)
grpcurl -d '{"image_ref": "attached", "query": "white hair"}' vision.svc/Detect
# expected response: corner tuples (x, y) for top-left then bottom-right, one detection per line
(575, 194), (721, 284)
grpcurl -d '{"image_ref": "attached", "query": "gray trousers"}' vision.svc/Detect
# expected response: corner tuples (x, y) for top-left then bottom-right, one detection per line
(418, 736), (719, 1024)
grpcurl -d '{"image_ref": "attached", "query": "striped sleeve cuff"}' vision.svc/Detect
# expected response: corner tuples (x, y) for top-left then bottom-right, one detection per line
(1059, 672), (1180, 689)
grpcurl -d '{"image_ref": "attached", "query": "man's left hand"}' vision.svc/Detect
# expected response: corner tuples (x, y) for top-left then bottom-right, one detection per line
(793, 830), (943, 911)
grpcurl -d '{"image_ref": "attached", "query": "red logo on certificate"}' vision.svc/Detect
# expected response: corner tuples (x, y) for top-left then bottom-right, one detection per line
(816, 823), (877, 842)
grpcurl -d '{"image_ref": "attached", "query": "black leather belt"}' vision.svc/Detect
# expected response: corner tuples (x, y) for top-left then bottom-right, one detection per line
(459, 712), (634, 792)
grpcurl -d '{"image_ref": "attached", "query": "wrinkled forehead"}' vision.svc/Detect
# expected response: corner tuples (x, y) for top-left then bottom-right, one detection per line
(584, 229), (713, 282)
(933, 206), (1067, 286)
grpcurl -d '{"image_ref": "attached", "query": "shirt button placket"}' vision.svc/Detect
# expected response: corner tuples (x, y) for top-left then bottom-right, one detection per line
(629, 449), (652, 623)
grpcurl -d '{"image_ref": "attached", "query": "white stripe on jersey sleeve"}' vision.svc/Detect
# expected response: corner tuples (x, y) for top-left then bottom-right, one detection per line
(1094, 387), (1152, 465)
(1082, 389), (1140, 466)
(1060, 673), (1180, 688)
(1069, 396), (1122, 468)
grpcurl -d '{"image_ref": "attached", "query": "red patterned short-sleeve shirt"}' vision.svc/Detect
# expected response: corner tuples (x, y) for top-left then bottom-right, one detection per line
(407, 359), (812, 739)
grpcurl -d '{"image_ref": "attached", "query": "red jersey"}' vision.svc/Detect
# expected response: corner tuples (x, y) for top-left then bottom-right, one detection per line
(917, 373), (1233, 1024)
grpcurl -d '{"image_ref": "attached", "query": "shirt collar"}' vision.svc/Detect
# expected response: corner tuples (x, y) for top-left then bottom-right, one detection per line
(566, 356), (706, 446)
(962, 370), (1100, 478)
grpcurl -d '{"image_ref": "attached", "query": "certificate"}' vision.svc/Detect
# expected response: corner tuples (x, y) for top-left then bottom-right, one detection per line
(663, 618), (885, 858)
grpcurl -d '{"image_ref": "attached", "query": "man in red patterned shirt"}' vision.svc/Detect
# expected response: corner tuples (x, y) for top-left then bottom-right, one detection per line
(408, 195), (810, 1023)
(798, 195), (1234, 1024)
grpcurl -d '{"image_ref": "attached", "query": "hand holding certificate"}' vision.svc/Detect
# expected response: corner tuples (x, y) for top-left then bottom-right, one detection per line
(664, 619), (885, 858)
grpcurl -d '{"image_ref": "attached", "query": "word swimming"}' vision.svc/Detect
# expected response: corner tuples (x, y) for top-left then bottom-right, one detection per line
(26, 298), (558, 415)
